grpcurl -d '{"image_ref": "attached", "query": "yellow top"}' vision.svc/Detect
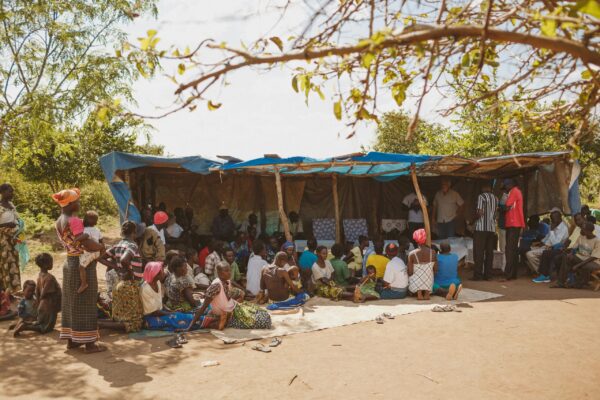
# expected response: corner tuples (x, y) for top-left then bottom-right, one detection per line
(366, 254), (390, 279)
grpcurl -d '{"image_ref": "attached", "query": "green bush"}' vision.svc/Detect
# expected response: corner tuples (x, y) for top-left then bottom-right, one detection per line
(79, 181), (118, 217)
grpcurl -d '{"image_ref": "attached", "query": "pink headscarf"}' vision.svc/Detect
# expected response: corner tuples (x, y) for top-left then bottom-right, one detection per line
(412, 228), (427, 245)
(143, 261), (163, 283)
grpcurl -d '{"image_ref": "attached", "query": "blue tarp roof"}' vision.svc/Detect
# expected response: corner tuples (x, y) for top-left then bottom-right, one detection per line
(99, 152), (222, 222)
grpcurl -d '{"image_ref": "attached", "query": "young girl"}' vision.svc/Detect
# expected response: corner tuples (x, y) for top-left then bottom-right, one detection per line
(13, 253), (61, 336)
(408, 229), (437, 300)
(17, 280), (37, 321)
(353, 265), (381, 303)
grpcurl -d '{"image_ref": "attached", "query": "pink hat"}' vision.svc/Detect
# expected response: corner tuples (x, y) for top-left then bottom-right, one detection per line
(413, 229), (427, 245)
(143, 261), (164, 283)
(154, 211), (169, 225)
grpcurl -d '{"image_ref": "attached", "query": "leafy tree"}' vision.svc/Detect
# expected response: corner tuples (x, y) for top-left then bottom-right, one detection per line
(0, 0), (159, 189)
(123, 0), (599, 147)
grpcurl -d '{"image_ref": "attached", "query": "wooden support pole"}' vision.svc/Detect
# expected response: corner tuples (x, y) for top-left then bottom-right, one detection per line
(410, 165), (432, 246)
(332, 175), (341, 243)
(275, 168), (292, 242)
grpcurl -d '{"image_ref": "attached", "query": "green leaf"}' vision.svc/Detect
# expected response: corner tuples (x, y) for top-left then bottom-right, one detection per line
(333, 101), (342, 120)
(178, 63), (185, 75)
(207, 101), (222, 111)
(269, 36), (283, 51)
(576, 0), (600, 19)
(391, 84), (406, 106)
(291, 75), (299, 92)
(540, 18), (557, 37)
(361, 52), (375, 69)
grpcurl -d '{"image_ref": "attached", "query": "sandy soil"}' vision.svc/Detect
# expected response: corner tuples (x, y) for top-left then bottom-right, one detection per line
(2, 228), (600, 399)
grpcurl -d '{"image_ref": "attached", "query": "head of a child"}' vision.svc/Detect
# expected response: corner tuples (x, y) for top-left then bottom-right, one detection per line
(316, 245), (328, 261)
(83, 211), (98, 227)
(170, 256), (187, 277)
(23, 280), (36, 299)
(185, 248), (198, 265)
(440, 242), (451, 254)
(35, 252), (53, 271)
(366, 265), (376, 277)
(274, 251), (288, 268)
(331, 243), (344, 259)
(165, 250), (181, 273)
(398, 236), (410, 252)
(374, 239), (384, 255)
(224, 248), (236, 265)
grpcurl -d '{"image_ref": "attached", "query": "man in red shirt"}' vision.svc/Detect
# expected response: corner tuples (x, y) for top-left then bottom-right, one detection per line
(503, 178), (525, 280)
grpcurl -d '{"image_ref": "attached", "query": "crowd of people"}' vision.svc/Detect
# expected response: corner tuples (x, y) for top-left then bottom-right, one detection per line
(0, 177), (599, 353)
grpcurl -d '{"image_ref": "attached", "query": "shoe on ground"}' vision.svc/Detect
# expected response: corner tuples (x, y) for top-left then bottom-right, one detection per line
(532, 275), (550, 283)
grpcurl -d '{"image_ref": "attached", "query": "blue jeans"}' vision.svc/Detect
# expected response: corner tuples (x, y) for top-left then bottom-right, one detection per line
(437, 220), (456, 239)
(378, 287), (407, 299)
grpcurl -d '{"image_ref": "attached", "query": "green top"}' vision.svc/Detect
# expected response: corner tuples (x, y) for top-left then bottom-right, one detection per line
(231, 261), (242, 282)
(331, 258), (350, 286)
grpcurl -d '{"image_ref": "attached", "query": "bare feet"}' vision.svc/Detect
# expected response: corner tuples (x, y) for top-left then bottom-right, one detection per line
(446, 284), (457, 301)
(424, 291), (431, 300)
(67, 339), (83, 349)
(12, 320), (24, 337)
(77, 282), (89, 294)
(84, 343), (107, 354)
(453, 284), (462, 300)
(417, 290), (424, 300)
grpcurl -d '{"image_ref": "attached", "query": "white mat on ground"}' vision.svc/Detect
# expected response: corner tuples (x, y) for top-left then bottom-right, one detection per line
(210, 288), (501, 342)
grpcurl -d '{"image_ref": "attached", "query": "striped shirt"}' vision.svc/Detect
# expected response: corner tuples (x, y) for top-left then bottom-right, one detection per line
(106, 239), (144, 279)
(475, 192), (499, 232)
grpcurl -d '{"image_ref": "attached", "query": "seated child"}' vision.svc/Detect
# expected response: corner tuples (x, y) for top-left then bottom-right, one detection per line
(432, 243), (462, 300)
(354, 265), (381, 303)
(223, 248), (246, 292)
(330, 243), (351, 287)
(17, 280), (37, 321)
(13, 253), (62, 336)
(184, 248), (197, 280)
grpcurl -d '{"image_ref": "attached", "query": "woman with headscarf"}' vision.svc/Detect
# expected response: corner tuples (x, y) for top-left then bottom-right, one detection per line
(0, 184), (21, 292)
(407, 229), (437, 300)
(141, 262), (215, 330)
(53, 188), (106, 353)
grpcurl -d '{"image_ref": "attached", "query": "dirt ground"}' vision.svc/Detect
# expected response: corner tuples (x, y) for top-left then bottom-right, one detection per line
(2, 226), (600, 399)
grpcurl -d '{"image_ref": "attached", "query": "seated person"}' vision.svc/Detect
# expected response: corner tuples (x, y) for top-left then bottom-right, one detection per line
(298, 238), (318, 293)
(528, 208), (569, 281)
(519, 215), (549, 257)
(13, 253), (61, 336)
(366, 240), (390, 279)
(311, 246), (354, 301)
(165, 256), (198, 312)
(230, 231), (250, 269)
(223, 247), (246, 292)
(184, 248), (198, 280)
(345, 235), (369, 277)
(379, 244), (408, 299)
(17, 280), (37, 322)
(354, 265), (380, 302)
(98, 267), (143, 333)
(165, 213), (186, 247)
(432, 243), (462, 300)
(141, 262), (214, 331)
(266, 236), (280, 264)
(552, 222), (600, 289)
(188, 262), (272, 330)
(257, 252), (302, 303)
(330, 243), (351, 287)
(281, 241), (298, 266)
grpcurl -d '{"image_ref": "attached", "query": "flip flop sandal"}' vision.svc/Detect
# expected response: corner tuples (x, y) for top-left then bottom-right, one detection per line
(166, 338), (183, 349)
(251, 344), (272, 353)
(176, 333), (188, 345)
(382, 313), (394, 319)
(268, 338), (282, 347)
(375, 316), (385, 324)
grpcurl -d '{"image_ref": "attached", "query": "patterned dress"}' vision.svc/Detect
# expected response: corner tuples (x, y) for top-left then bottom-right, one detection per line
(0, 203), (20, 292)
(112, 280), (143, 333)
(408, 249), (435, 293)
(56, 214), (100, 344)
(165, 274), (196, 312)
(205, 280), (271, 329)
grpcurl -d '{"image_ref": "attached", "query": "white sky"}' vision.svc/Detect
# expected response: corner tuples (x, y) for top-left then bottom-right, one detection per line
(126, 0), (449, 160)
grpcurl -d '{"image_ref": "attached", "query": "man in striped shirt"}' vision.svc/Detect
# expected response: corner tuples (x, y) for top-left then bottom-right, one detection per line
(472, 184), (499, 280)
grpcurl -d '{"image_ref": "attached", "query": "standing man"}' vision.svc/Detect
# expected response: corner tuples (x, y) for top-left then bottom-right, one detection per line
(402, 192), (428, 243)
(472, 184), (498, 281)
(211, 202), (235, 242)
(503, 178), (525, 280)
(432, 179), (464, 239)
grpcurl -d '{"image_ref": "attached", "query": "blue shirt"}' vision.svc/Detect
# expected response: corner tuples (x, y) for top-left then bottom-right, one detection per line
(299, 250), (317, 270)
(435, 253), (459, 287)
(520, 222), (550, 251)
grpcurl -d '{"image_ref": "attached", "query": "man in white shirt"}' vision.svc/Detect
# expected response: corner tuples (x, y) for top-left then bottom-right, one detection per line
(246, 240), (269, 295)
(378, 245), (408, 299)
(432, 179), (464, 239)
(529, 208), (569, 282)
(402, 193), (428, 243)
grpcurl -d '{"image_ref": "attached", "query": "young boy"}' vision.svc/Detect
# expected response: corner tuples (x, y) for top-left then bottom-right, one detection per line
(17, 280), (37, 321)
(13, 253), (61, 336)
